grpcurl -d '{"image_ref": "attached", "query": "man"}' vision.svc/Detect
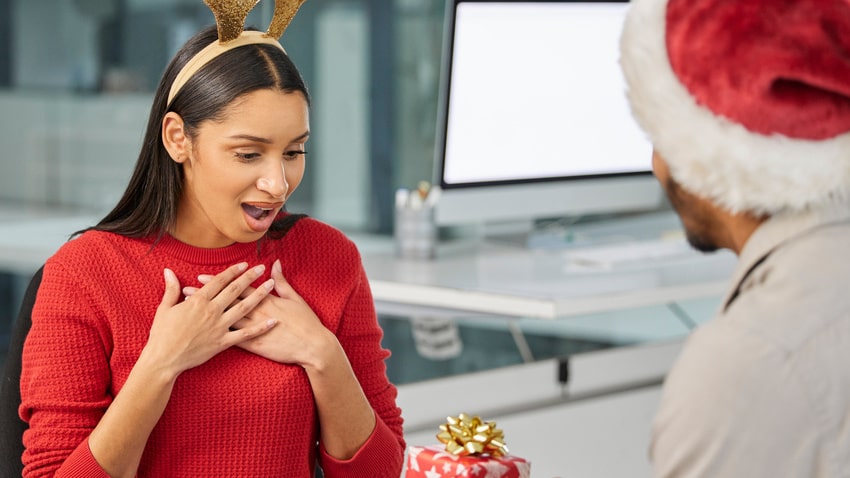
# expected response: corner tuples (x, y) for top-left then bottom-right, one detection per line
(619, 0), (850, 475)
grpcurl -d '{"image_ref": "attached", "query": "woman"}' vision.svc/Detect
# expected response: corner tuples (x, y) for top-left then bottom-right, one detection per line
(18, 9), (405, 478)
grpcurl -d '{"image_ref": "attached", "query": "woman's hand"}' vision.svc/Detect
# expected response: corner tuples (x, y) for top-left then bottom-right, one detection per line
(87, 263), (279, 478)
(185, 261), (382, 463)
(185, 260), (333, 368)
(145, 262), (279, 377)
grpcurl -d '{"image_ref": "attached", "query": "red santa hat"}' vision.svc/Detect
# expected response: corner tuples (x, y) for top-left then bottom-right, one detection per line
(620, 0), (850, 215)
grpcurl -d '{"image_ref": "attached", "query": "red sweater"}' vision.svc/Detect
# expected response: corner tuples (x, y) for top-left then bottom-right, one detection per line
(20, 217), (405, 477)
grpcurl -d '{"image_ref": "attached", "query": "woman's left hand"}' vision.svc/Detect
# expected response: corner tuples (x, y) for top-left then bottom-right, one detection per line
(185, 260), (333, 367)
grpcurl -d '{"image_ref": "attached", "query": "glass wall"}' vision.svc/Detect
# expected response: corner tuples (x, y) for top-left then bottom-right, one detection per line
(0, 0), (447, 363)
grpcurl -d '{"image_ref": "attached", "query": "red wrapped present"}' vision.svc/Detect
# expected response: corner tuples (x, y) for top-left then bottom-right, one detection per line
(405, 445), (531, 478)
(405, 413), (530, 478)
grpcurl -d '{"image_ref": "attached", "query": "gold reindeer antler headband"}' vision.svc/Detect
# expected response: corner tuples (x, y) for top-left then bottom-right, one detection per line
(167, 0), (307, 106)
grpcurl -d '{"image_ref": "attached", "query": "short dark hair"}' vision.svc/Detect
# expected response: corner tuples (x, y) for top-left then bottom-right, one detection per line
(87, 25), (310, 239)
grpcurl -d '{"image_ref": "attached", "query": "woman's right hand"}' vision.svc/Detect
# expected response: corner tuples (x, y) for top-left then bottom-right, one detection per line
(85, 263), (276, 477)
(145, 262), (278, 377)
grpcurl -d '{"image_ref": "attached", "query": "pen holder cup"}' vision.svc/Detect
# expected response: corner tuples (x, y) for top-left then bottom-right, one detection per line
(394, 206), (437, 260)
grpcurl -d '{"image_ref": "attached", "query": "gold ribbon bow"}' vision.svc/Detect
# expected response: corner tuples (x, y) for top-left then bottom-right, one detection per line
(436, 413), (509, 457)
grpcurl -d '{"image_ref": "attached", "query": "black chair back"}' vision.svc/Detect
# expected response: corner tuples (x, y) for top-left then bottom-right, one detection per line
(1, 267), (43, 477)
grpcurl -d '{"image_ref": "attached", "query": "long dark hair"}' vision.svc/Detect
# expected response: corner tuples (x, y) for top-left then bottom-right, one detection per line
(83, 26), (310, 240)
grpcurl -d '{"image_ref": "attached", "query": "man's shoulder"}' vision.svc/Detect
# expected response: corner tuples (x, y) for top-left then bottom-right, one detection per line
(653, 303), (850, 477)
(726, 220), (850, 346)
(668, 319), (784, 390)
(653, 320), (813, 472)
(769, 219), (850, 283)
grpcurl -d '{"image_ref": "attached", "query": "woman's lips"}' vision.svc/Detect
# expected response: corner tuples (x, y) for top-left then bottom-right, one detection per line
(241, 201), (284, 232)
(245, 201), (285, 209)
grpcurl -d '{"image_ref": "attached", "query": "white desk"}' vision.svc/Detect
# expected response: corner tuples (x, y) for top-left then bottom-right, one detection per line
(351, 211), (736, 321)
(356, 234), (735, 320)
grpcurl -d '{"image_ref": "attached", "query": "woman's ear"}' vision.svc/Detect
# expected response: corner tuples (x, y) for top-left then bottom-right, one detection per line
(162, 112), (190, 163)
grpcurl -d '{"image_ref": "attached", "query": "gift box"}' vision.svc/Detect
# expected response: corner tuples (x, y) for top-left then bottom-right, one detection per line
(404, 413), (531, 478)
(405, 444), (531, 478)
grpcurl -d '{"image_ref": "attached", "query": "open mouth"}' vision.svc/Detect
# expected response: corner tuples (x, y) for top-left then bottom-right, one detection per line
(242, 203), (274, 220)
(241, 202), (284, 232)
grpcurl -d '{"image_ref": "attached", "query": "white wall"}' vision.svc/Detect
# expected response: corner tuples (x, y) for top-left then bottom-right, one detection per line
(403, 387), (661, 478)
(397, 341), (682, 477)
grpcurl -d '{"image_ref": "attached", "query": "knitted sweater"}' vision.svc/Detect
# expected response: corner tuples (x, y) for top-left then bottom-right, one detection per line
(20, 217), (405, 477)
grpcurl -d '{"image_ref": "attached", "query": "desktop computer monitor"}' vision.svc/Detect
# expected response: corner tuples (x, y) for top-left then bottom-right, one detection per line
(433, 0), (662, 228)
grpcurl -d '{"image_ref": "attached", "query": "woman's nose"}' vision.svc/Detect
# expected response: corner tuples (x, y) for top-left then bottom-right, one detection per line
(256, 164), (288, 199)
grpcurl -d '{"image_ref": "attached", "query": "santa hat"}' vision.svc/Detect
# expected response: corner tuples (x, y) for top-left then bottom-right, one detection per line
(620, 0), (850, 215)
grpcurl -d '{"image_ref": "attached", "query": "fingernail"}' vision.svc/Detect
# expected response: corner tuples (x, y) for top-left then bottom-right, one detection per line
(273, 260), (282, 275)
(264, 279), (274, 291)
(266, 319), (278, 328)
(197, 274), (212, 284)
(253, 264), (266, 276)
(236, 262), (249, 272)
(164, 268), (175, 284)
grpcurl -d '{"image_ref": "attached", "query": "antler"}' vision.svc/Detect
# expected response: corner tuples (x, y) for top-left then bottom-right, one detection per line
(267, 0), (308, 39)
(204, 0), (261, 42)
(202, 0), (307, 43)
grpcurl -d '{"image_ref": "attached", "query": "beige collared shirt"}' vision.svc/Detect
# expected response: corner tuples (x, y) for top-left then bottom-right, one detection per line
(651, 203), (850, 477)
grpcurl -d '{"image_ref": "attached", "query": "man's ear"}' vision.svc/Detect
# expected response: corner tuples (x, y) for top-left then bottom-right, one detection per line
(162, 112), (190, 163)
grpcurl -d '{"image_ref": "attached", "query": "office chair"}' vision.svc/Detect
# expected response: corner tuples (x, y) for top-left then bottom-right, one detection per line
(0, 266), (42, 477)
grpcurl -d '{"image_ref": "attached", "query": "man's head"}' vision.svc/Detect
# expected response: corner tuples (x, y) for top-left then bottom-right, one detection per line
(620, 0), (850, 224)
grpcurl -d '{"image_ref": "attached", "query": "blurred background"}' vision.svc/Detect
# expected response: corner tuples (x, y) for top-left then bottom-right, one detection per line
(0, 0), (711, 389)
(0, 0), (459, 377)
(0, 0), (442, 232)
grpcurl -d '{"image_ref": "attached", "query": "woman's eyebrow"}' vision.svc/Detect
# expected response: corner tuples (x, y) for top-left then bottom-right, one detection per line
(227, 134), (272, 144)
(226, 131), (310, 144)
(291, 131), (310, 142)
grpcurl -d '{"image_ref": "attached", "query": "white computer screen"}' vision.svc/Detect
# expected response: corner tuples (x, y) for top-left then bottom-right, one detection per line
(441, 1), (652, 187)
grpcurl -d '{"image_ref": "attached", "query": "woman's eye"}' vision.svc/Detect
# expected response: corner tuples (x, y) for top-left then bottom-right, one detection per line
(284, 150), (307, 161)
(236, 152), (261, 162)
